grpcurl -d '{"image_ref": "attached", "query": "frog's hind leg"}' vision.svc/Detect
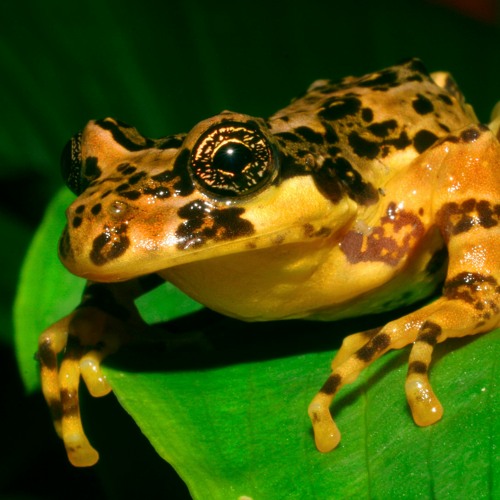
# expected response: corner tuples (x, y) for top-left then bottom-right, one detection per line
(405, 273), (500, 427)
(309, 290), (498, 453)
(309, 312), (425, 453)
(309, 124), (500, 453)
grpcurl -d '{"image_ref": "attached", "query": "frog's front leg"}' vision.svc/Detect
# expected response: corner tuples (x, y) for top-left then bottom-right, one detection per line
(38, 276), (161, 466)
(309, 124), (500, 452)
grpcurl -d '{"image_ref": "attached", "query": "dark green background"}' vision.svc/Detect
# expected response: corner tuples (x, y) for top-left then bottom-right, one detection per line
(1, 0), (498, 498)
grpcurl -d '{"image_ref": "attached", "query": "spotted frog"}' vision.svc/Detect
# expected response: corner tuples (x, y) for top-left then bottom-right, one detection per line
(38, 59), (500, 467)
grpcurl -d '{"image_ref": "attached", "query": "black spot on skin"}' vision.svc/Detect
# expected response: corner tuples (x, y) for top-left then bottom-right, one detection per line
(60, 388), (79, 418)
(320, 373), (342, 395)
(319, 96), (362, 121)
(149, 149), (194, 196)
(95, 119), (154, 152)
(242, 119), (262, 131)
(119, 190), (141, 200)
(313, 163), (343, 203)
(314, 157), (379, 206)
(441, 135), (460, 145)
(90, 224), (130, 265)
(340, 202), (425, 266)
(367, 120), (398, 138)
(384, 131), (412, 152)
(327, 146), (341, 156)
(416, 321), (442, 346)
(408, 361), (428, 375)
(412, 94), (434, 115)
(118, 164), (137, 175)
(143, 186), (171, 198)
(175, 200), (255, 250)
(275, 132), (302, 143)
(128, 172), (147, 184)
(441, 75), (460, 97)
(91, 203), (102, 215)
(438, 94), (453, 105)
(460, 127), (481, 143)
(348, 131), (380, 159)
(437, 199), (500, 238)
(356, 333), (391, 361)
(294, 126), (324, 144)
(279, 152), (309, 180)
(357, 70), (398, 89)
(322, 122), (340, 143)
(75, 205), (85, 214)
(157, 135), (185, 150)
(303, 223), (314, 237)
(438, 123), (451, 133)
(303, 223), (332, 238)
(38, 337), (58, 371)
(413, 130), (439, 153)
(151, 170), (173, 183)
(72, 216), (82, 228)
(116, 183), (130, 192)
(406, 58), (428, 75)
(361, 108), (374, 122)
(444, 272), (498, 303)
(46, 397), (63, 424)
(407, 74), (424, 83)
(83, 157), (102, 183)
(333, 157), (379, 205)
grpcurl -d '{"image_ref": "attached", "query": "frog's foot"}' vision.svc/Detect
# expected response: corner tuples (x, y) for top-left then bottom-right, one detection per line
(38, 307), (122, 467)
(309, 284), (499, 452)
(405, 323), (444, 427)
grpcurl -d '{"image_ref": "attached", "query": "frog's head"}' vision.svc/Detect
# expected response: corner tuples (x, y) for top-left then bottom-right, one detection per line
(59, 114), (355, 281)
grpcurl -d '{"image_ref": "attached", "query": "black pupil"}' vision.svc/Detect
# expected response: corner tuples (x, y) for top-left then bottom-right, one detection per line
(212, 142), (253, 175)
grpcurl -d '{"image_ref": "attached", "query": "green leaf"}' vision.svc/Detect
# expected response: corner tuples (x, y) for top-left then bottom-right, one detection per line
(15, 187), (499, 498)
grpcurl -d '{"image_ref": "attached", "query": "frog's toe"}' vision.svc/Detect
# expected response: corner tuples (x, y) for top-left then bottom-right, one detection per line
(405, 374), (443, 426)
(64, 428), (99, 467)
(308, 394), (341, 452)
(405, 341), (444, 426)
(80, 334), (120, 397)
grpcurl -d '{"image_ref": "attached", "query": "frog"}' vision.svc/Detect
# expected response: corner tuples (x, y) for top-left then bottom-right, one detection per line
(38, 58), (500, 467)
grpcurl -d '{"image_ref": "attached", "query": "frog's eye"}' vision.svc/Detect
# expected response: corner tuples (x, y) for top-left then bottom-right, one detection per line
(189, 121), (277, 197)
(61, 133), (96, 195)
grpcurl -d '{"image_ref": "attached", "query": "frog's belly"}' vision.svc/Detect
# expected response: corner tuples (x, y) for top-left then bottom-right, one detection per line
(160, 240), (445, 322)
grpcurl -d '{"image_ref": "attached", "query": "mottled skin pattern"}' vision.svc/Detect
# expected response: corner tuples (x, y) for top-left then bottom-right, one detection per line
(38, 59), (500, 466)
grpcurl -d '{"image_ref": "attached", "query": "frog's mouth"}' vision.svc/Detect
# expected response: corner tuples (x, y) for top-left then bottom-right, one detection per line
(61, 174), (356, 283)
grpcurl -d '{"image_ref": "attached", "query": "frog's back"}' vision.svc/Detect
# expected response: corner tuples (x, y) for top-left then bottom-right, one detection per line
(269, 59), (477, 197)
